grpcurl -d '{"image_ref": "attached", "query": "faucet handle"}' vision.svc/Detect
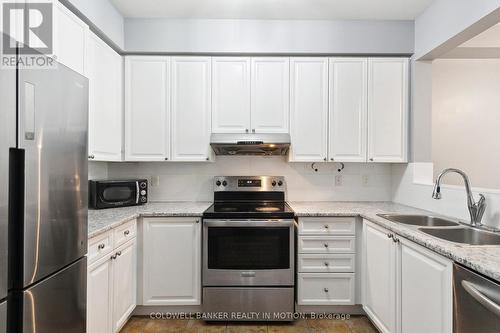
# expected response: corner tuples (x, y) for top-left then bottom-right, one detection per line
(476, 194), (486, 223)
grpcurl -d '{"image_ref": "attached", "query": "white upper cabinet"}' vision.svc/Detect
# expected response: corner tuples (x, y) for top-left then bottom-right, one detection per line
(87, 31), (123, 161)
(289, 58), (329, 162)
(54, 2), (88, 75)
(329, 58), (368, 162)
(212, 57), (251, 133)
(124, 56), (170, 161)
(367, 58), (409, 163)
(171, 57), (212, 161)
(251, 57), (290, 133)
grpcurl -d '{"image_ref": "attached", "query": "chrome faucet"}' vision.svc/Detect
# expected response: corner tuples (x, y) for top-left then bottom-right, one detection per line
(432, 168), (486, 227)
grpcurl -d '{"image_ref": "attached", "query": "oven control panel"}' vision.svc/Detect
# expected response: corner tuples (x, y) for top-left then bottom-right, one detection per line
(214, 176), (285, 192)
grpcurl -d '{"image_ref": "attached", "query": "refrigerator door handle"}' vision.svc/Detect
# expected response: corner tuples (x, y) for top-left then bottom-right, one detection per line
(22, 82), (36, 141)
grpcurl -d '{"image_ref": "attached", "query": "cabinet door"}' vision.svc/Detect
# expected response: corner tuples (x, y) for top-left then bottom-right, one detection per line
(211, 57), (251, 133)
(289, 58), (329, 162)
(251, 57), (290, 133)
(400, 239), (452, 333)
(171, 57), (212, 161)
(112, 239), (136, 333)
(367, 58), (408, 163)
(87, 257), (112, 333)
(54, 2), (88, 75)
(142, 217), (201, 305)
(87, 31), (122, 161)
(329, 58), (368, 162)
(363, 221), (397, 333)
(124, 56), (170, 161)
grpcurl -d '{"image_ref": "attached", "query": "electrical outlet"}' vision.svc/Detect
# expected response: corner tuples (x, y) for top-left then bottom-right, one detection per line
(335, 175), (343, 187)
(151, 175), (160, 187)
(362, 175), (369, 187)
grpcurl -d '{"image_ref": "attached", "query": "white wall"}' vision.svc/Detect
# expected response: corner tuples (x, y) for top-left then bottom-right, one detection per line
(392, 163), (500, 229)
(124, 18), (414, 54)
(107, 157), (393, 202)
(88, 161), (108, 180)
(432, 59), (500, 189)
(414, 0), (500, 59)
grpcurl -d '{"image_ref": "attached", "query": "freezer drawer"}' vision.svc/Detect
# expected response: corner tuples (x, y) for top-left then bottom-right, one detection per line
(0, 300), (6, 333)
(17, 258), (86, 333)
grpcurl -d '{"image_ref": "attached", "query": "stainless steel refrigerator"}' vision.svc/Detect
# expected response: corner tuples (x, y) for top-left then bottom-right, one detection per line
(0, 40), (88, 333)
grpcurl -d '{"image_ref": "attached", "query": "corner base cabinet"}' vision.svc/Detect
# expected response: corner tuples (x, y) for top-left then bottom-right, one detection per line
(141, 217), (201, 305)
(362, 220), (452, 333)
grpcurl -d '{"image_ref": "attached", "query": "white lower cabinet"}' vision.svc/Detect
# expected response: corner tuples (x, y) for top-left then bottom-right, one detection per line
(362, 220), (452, 333)
(141, 217), (201, 305)
(297, 217), (356, 305)
(87, 220), (137, 333)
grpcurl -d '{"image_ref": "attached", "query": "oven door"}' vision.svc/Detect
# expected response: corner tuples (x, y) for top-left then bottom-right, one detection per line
(203, 219), (295, 286)
(96, 181), (139, 208)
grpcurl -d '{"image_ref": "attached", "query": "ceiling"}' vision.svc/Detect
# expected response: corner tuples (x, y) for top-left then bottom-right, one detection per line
(111, 0), (434, 20)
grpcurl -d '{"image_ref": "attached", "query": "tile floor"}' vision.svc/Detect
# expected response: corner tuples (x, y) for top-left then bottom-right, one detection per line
(120, 316), (379, 333)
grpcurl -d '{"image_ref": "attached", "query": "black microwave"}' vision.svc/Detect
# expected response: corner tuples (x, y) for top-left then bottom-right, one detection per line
(89, 179), (148, 209)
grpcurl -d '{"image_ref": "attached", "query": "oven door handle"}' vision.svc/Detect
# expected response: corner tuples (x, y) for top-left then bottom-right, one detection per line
(462, 280), (500, 317)
(203, 220), (294, 227)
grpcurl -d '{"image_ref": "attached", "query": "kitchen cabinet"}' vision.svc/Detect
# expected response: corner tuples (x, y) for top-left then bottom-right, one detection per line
(53, 1), (88, 75)
(328, 58), (368, 162)
(289, 58), (329, 162)
(251, 57), (290, 133)
(363, 221), (397, 333)
(171, 57), (212, 161)
(367, 58), (409, 163)
(362, 220), (452, 333)
(212, 57), (251, 133)
(399, 237), (452, 333)
(124, 56), (170, 161)
(87, 256), (113, 333)
(87, 220), (137, 333)
(297, 217), (356, 306)
(112, 239), (137, 333)
(86, 31), (123, 161)
(141, 217), (201, 305)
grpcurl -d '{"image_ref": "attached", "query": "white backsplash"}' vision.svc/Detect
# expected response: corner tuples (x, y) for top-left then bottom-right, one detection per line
(88, 161), (109, 180)
(107, 156), (393, 202)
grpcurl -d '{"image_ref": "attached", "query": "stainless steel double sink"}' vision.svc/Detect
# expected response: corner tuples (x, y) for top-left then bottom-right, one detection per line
(377, 214), (500, 246)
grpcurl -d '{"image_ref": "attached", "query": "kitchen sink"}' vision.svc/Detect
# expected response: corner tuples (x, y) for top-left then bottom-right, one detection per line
(418, 227), (500, 246)
(377, 214), (460, 227)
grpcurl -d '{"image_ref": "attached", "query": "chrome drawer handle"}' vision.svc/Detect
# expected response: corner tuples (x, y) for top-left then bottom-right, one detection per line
(124, 230), (130, 236)
(387, 233), (393, 239)
(324, 262), (329, 267)
(462, 280), (500, 317)
(324, 225), (329, 229)
(323, 243), (329, 248)
(98, 243), (105, 250)
(116, 251), (122, 256)
(110, 254), (117, 260)
(324, 288), (329, 293)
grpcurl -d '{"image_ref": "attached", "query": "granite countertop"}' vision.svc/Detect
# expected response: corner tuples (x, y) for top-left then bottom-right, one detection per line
(288, 201), (500, 282)
(88, 202), (212, 238)
(88, 200), (500, 282)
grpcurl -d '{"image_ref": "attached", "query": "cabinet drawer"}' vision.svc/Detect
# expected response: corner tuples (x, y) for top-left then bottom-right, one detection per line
(298, 217), (356, 235)
(113, 219), (137, 248)
(298, 273), (355, 305)
(298, 254), (355, 273)
(298, 236), (355, 253)
(88, 231), (114, 265)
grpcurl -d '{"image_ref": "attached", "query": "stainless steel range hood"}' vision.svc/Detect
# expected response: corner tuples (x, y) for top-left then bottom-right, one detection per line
(210, 133), (290, 156)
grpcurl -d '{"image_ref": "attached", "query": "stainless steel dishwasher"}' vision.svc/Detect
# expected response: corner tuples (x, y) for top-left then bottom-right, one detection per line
(454, 264), (500, 332)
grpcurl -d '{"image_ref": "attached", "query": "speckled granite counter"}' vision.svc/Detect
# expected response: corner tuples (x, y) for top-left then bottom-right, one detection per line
(88, 202), (212, 238)
(288, 201), (500, 283)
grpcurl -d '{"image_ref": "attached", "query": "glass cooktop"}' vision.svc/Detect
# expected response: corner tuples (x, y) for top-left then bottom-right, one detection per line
(203, 202), (295, 219)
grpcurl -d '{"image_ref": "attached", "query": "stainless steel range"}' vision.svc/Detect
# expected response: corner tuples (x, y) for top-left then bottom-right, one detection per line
(202, 176), (295, 321)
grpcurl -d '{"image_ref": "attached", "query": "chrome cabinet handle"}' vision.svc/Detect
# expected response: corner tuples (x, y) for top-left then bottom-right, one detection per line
(393, 237), (400, 243)
(124, 230), (130, 236)
(323, 288), (329, 293)
(206, 157), (210, 161)
(252, 129), (256, 133)
(387, 233), (393, 239)
(369, 158), (374, 162)
(324, 262), (329, 267)
(196, 220), (200, 223)
(323, 243), (329, 248)
(324, 225), (329, 229)
(88, 155), (95, 159)
(164, 157), (169, 161)
(323, 157), (327, 161)
(98, 243), (105, 250)
(116, 251), (122, 256)
(330, 158), (334, 161)
(110, 254), (117, 260)
(245, 129), (249, 133)
(462, 280), (500, 317)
